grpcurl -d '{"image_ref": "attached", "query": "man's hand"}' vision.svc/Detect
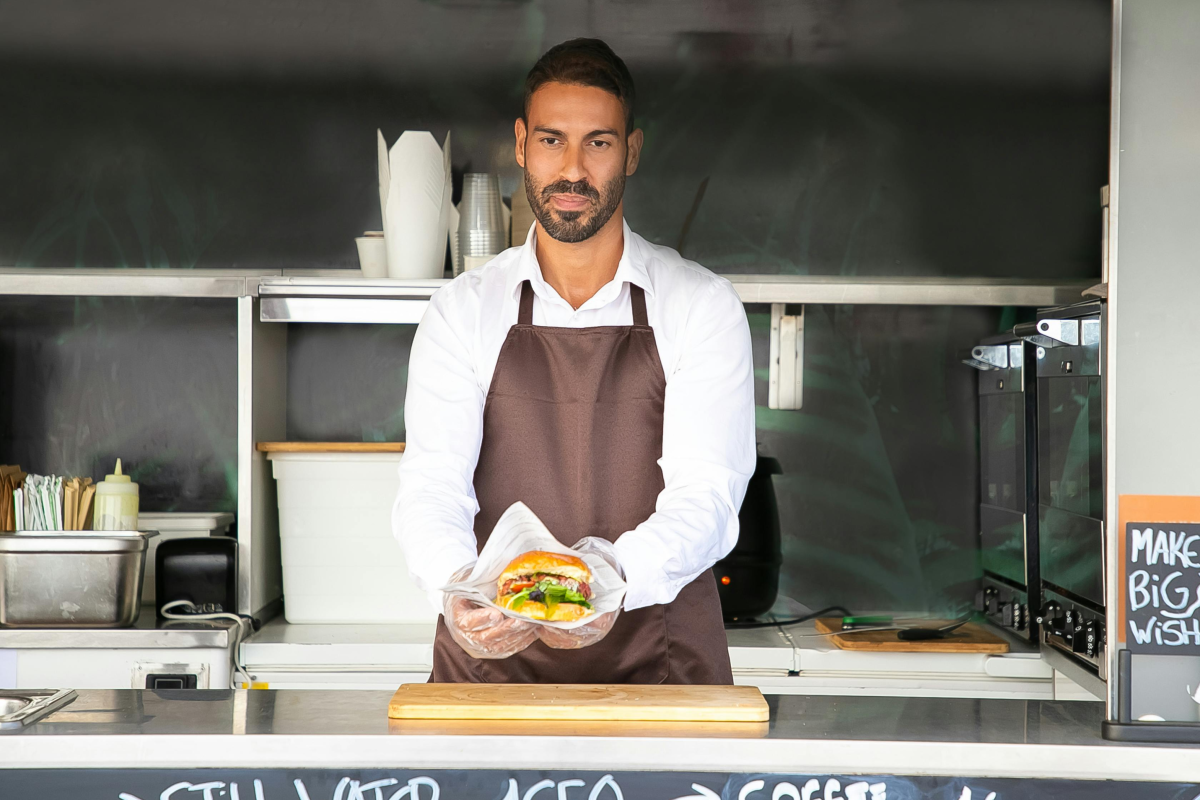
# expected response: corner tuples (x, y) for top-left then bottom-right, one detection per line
(537, 536), (623, 650)
(537, 608), (619, 650)
(443, 595), (539, 659)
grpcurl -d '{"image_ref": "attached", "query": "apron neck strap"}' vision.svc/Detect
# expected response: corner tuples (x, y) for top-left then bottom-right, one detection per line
(518, 279), (649, 326)
(518, 280), (535, 325)
(630, 284), (649, 327)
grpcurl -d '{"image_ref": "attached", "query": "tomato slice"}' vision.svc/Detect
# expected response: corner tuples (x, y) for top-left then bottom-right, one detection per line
(507, 581), (534, 592)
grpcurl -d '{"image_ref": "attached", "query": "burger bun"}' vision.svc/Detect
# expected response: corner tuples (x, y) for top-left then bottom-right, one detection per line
(499, 594), (594, 622)
(498, 550), (591, 584)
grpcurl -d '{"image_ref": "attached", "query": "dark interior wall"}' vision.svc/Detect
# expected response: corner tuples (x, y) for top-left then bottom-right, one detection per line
(0, 296), (237, 511)
(2, 65), (1108, 276)
(0, 0), (1109, 276)
(285, 323), (415, 443)
(4, 66), (1110, 276)
(0, 0), (1111, 613)
(752, 304), (1003, 612)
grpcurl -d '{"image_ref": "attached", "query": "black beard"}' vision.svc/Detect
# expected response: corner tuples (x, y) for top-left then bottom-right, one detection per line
(525, 171), (625, 244)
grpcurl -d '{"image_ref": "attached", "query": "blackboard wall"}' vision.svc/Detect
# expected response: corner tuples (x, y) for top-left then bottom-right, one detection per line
(0, 1), (1109, 275)
(0, 0), (1110, 613)
(0, 296), (238, 511)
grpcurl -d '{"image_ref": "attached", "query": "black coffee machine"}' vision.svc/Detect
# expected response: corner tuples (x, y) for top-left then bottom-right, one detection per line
(1017, 301), (1107, 688)
(965, 334), (1041, 643)
(715, 455), (783, 621)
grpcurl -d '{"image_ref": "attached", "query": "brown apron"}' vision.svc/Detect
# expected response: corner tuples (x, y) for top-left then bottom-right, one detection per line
(430, 279), (733, 684)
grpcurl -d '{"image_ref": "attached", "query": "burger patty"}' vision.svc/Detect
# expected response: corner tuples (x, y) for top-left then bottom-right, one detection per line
(499, 573), (593, 600)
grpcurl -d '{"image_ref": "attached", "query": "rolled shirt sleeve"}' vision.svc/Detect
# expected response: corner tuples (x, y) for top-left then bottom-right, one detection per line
(391, 282), (484, 611)
(613, 277), (757, 611)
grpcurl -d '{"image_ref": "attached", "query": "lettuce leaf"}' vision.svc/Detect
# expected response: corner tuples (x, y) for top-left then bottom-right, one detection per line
(506, 588), (533, 610)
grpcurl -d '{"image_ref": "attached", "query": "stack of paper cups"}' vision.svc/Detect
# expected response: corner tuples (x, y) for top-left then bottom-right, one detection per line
(456, 174), (507, 275)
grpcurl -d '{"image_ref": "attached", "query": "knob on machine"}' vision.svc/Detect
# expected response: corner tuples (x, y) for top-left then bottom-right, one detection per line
(1012, 602), (1028, 630)
(1037, 602), (1066, 636)
(975, 587), (1001, 615)
(1074, 619), (1104, 658)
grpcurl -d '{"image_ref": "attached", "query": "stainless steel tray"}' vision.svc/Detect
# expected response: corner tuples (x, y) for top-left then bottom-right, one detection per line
(0, 689), (77, 730)
(0, 531), (158, 628)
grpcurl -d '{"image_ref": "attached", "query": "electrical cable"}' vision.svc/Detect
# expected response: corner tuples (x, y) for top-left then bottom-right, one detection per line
(160, 600), (256, 687)
(724, 604), (852, 629)
(790, 626), (901, 638)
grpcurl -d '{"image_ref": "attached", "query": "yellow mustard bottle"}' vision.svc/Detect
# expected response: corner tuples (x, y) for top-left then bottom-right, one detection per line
(94, 458), (140, 531)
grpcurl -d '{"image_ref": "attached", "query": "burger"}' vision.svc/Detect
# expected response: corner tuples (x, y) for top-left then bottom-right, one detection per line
(496, 550), (595, 621)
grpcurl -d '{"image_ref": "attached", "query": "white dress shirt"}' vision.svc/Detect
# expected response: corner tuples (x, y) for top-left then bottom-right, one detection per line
(392, 219), (756, 612)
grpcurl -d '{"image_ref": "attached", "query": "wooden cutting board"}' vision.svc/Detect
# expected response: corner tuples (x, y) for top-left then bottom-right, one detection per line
(388, 718), (769, 739)
(814, 617), (1009, 653)
(256, 442), (405, 452)
(388, 683), (770, 722)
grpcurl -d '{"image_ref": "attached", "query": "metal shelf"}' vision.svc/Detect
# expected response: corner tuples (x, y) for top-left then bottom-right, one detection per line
(0, 268), (1092, 319)
(0, 268), (366, 299)
(256, 275), (1091, 323)
(257, 276), (446, 297)
(726, 275), (1091, 306)
(257, 275), (446, 324)
(0, 267), (275, 298)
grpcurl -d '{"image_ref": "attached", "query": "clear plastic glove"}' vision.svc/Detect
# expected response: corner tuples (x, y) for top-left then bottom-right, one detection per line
(537, 536), (624, 650)
(443, 566), (539, 659)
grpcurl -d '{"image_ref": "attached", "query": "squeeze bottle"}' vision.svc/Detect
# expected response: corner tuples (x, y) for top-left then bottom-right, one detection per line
(93, 458), (139, 531)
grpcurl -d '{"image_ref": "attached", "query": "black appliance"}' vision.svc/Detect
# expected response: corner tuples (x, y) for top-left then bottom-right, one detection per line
(1017, 301), (1107, 683)
(155, 536), (238, 617)
(716, 455), (782, 620)
(965, 335), (1040, 643)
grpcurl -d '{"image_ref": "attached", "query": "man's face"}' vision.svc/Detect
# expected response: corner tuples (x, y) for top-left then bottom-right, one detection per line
(516, 82), (642, 244)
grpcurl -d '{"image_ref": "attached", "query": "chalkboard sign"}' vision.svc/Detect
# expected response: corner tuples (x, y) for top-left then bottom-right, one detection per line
(1125, 521), (1200, 653)
(0, 769), (1197, 800)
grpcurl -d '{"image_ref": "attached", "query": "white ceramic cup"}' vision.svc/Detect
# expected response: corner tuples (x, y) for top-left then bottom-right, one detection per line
(356, 233), (388, 278)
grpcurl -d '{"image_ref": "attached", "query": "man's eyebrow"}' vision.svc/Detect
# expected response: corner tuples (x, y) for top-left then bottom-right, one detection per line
(531, 126), (620, 138)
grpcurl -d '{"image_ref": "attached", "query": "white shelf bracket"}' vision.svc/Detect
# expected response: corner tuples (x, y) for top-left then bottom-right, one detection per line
(768, 303), (804, 410)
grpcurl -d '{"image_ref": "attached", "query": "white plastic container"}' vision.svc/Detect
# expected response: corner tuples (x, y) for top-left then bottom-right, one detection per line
(268, 452), (436, 624)
(136, 511), (235, 605)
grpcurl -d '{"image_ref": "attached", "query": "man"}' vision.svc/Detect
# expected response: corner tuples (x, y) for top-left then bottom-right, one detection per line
(392, 38), (755, 684)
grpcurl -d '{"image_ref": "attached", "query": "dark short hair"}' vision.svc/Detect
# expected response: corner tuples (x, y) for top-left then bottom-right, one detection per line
(523, 38), (636, 136)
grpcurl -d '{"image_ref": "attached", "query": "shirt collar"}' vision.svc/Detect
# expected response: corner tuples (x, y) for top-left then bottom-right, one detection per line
(506, 218), (655, 308)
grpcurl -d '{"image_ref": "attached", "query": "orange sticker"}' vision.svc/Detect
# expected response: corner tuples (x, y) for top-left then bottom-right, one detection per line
(1117, 495), (1200, 644)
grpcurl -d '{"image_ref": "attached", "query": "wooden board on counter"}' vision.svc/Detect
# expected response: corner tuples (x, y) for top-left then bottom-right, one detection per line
(814, 617), (1009, 653)
(388, 717), (769, 738)
(387, 683), (770, 722)
(256, 442), (405, 452)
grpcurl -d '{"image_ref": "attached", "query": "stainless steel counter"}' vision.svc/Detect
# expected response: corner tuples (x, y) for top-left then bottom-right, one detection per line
(0, 612), (238, 649)
(2, 689), (1195, 781)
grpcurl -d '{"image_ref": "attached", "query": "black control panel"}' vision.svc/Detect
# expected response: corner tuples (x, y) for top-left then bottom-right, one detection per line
(975, 577), (1038, 643)
(1038, 587), (1106, 669)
